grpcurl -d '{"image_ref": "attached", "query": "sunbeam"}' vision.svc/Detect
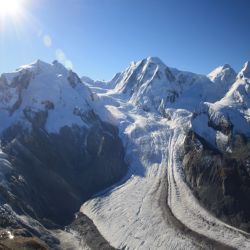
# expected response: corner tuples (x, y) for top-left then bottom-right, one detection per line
(0, 0), (24, 18)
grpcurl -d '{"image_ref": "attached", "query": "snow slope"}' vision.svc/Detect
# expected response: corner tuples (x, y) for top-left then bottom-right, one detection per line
(81, 58), (250, 249)
(208, 64), (236, 91)
(106, 57), (233, 114)
(0, 60), (94, 134)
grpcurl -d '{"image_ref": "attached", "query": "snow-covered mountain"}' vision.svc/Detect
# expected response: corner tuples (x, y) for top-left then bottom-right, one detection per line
(0, 60), (97, 133)
(208, 63), (236, 88)
(1, 57), (250, 249)
(102, 57), (241, 118)
(192, 61), (250, 147)
(0, 60), (127, 249)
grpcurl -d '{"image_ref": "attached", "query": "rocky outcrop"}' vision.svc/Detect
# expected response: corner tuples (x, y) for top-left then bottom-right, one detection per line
(67, 70), (82, 88)
(182, 131), (250, 232)
(0, 230), (49, 250)
(0, 205), (60, 249)
(0, 70), (33, 115)
(68, 213), (116, 250)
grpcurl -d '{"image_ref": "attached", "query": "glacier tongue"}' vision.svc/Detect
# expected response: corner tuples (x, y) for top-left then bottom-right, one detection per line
(81, 99), (198, 249)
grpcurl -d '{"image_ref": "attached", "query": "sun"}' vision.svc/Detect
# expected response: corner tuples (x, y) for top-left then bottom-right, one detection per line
(0, 0), (23, 18)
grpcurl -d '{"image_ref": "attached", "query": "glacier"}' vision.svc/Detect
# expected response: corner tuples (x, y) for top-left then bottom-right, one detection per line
(81, 57), (250, 249)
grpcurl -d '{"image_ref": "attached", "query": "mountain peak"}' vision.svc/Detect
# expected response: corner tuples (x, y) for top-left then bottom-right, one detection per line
(222, 64), (232, 70)
(244, 60), (250, 68)
(238, 61), (250, 79)
(17, 59), (51, 72)
(0, 60), (93, 133)
(16, 59), (69, 77)
(208, 63), (234, 75)
(146, 56), (164, 65)
(208, 64), (236, 85)
(16, 59), (49, 71)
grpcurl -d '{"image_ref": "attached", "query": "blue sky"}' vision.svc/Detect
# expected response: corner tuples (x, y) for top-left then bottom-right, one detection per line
(0, 0), (250, 80)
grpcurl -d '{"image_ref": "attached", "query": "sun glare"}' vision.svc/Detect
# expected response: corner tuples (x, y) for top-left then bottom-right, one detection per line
(0, 0), (23, 17)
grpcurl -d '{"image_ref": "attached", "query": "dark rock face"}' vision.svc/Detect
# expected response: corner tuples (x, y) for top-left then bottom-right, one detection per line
(207, 112), (233, 136)
(0, 235), (49, 250)
(0, 205), (60, 249)
(68, 213), (116, 250)
(182, 131), (250, 232)
(0, 120), (127, 227)
(67, 70), (82, 88)
(0, 70), (33, 115)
